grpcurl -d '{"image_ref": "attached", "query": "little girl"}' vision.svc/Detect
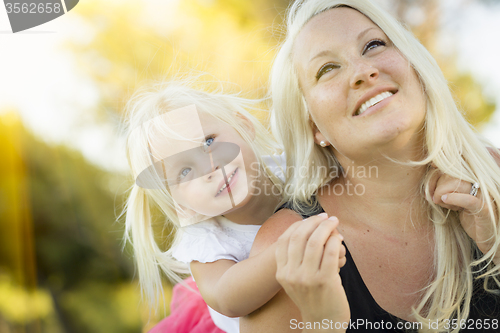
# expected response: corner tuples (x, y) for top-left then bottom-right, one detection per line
(122, 80), (346, 332)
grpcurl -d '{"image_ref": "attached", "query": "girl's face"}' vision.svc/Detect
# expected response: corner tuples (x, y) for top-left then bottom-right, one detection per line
(153, 109), (259, 221)
(293, 7), (426, 162)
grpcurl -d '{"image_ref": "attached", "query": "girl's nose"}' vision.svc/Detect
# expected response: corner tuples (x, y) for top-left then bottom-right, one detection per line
(204, 163), (219, 181)
(350, 62), (379, 88)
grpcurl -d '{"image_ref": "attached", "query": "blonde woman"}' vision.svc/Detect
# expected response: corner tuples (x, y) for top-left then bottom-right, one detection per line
(240, 0), (500, 332)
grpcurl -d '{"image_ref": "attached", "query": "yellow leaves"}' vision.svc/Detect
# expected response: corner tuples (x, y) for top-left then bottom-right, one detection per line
(66, 0), (278, 118)
(441, 61), (496, 127)
(0, 274), (54, 323)
(58, 281), (173, 332)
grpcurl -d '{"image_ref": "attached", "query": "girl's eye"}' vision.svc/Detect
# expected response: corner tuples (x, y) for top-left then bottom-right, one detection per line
(202, 136), (215, 151)
(179, 167), (191, 179)
(205, 137), (215, 147)
(362, 39), (386, 55)
(316, 63), (339, 80)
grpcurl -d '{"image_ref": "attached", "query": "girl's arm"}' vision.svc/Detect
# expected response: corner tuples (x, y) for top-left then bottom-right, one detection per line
(190, 209), (302, 317)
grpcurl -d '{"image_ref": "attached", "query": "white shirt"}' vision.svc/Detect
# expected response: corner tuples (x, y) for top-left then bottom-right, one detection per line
(172, 216), (261, 333)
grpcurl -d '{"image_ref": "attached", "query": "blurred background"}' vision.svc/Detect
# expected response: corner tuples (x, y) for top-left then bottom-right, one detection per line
(0, 0), (499, 332)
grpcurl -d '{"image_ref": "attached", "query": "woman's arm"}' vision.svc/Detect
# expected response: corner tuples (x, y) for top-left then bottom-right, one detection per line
(241, 213), (349, 333)
(431, 147), (500, 265)
(190, 209), (301, 317)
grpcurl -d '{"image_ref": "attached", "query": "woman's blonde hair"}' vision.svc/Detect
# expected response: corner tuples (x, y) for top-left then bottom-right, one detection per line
(270, 0), (500, 331)
(122, 78), (282, 309)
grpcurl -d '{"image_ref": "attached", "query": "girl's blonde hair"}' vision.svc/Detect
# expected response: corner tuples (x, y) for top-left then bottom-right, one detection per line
(270, 0), (500, 331)
(122, 78), (282, 308)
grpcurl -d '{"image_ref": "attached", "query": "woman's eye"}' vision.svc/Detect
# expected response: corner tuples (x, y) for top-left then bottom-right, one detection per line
(362, 39), (386, 54)
(316, 63), (339, 80)
(179, 167), (191, 179)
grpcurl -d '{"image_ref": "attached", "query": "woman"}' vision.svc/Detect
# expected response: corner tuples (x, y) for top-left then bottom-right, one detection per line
(240, 0), (500, 332)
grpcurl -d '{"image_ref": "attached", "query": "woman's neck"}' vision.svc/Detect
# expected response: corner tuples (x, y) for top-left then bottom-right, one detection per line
(324, 157), (430, 232)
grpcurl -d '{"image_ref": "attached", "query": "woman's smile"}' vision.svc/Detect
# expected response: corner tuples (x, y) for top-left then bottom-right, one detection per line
(353, 88), (397, 116)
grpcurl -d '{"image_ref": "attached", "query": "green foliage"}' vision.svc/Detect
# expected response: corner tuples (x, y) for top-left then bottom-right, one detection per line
(0, 114), (148, 333)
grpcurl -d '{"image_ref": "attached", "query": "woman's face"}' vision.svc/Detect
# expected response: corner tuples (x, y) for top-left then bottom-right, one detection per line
(293, 7), (426, 162)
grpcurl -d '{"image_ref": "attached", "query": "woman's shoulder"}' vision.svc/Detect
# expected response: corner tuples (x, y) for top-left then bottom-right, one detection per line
(249, 208), (302, 257)
(249, 197), (326, 257)
(275, 197), (325, 219)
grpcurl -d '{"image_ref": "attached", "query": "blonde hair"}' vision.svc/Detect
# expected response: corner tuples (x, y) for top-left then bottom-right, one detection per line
(270, 0), (500, 331)
(121, 78), (282, 309)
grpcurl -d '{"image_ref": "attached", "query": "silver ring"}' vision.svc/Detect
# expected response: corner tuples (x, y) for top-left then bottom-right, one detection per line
(470, 182), (480, 197)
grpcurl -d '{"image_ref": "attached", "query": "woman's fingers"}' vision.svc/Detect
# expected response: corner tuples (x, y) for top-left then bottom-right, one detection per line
(301, 217), (340, 271)
(441, 192), (483, 214)
(276, 213), (345, 286)
(443, 192), (497, 255)
(285, 213), (330, 268)
(338, 243), (347, 268)
(319, 234), (344, 275)
(276, 213), (328, 273)
(433, 175), (474, 210)
(427, 167), (441, 203)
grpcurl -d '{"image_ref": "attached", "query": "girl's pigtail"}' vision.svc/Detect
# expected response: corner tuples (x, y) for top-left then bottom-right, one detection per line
(124, 184), (188, 310)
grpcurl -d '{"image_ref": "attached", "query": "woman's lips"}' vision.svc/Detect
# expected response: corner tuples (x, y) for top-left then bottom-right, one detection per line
(353, 91), (397, 118)
(353, 88), (398, 117)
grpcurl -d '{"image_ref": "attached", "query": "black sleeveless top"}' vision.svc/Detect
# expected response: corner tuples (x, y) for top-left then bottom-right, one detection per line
(277, 201), (500, 333)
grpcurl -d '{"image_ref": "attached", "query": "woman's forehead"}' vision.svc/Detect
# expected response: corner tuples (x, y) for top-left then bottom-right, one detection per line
(293, 7), (381, 61)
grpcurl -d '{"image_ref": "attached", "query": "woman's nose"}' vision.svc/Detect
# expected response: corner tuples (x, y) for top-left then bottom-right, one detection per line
(350, 62), (379, 88)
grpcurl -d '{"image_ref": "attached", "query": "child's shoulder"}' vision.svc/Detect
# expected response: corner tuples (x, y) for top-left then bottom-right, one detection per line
(180, 218), (220, 234)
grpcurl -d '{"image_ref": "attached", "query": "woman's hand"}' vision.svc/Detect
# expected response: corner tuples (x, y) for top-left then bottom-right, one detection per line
(275, 213), (350, 331)
(430, 172), (498, 260)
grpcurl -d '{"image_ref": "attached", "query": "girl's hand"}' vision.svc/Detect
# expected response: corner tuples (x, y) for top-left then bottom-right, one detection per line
(275, 213), (350, 330)
(430, 172), (497, 258)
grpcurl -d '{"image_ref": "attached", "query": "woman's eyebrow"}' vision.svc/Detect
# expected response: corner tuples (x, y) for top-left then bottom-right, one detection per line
(358, 27), (376, 41)
(308, 27), (377, 64)
(309, 49), (332, 63)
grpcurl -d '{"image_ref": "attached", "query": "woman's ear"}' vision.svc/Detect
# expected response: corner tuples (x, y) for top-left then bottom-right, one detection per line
(235, 112), (256, 140)
(310, 121), (330, 147)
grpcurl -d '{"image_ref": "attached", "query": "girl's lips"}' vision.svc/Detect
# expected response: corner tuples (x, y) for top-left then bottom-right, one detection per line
(215, 168), (238, 197)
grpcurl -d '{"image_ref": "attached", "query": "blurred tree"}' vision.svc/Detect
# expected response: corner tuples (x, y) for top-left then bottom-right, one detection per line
(384, 0), (496, 126)
(66, 0), (291, 124)
(0, 110), (159, 333)
(0, 111), (43, 333)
